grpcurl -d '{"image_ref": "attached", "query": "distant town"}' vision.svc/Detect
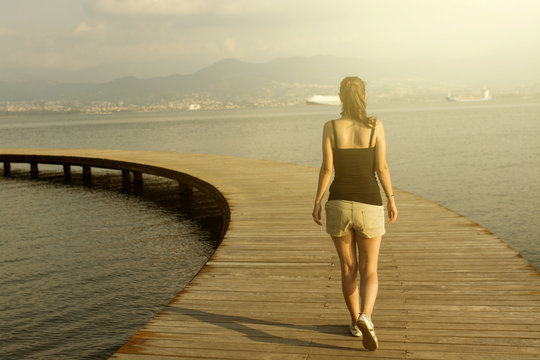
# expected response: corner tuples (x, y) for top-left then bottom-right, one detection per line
(0, 98), (244, 114)
(0, 96), (310, 114)
(1, 89), (536, 115)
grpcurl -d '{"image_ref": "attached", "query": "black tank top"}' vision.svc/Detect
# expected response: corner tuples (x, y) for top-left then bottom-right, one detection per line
(328, 120), (383, 206)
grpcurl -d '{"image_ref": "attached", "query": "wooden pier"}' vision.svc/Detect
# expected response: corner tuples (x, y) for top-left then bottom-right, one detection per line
(1, 149), (539, 359)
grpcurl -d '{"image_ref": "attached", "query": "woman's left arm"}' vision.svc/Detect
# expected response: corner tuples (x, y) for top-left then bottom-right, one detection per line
(312, 121), (334, 225)
(374, 121), (398, 224)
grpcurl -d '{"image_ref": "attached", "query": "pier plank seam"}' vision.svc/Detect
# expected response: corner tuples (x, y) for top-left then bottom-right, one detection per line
(1, 148), (539, 360)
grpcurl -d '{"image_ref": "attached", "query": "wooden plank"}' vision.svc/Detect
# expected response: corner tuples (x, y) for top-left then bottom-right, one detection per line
(1, 148), (539, 360)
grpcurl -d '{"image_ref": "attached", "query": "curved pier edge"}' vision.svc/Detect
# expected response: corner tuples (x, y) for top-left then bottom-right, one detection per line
(394, 187), (538, 271)
(0, 150), (231, 243)
(1, 148), (540, 360)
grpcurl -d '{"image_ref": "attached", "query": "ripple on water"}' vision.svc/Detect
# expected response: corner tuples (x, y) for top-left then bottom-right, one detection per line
(0, 171), (219, 359)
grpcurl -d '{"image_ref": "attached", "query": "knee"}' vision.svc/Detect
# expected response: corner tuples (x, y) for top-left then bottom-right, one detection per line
(341, 261), (358, 278)
(360, 266), (378, 280)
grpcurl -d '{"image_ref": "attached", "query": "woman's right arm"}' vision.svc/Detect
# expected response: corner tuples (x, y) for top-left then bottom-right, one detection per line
(374, 121), (398, 224)
(312, 121), (334, 225)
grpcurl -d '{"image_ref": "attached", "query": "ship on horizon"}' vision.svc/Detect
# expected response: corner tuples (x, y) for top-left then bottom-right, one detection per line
(306, 95), (341, 105)
(447, 89), (491, 102)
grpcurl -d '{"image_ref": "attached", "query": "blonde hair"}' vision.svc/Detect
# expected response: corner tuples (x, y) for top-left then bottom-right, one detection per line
(340, 76), (377, 128)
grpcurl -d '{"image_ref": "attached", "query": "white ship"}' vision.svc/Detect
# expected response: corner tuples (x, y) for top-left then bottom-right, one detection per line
(306, 95), (341, 105)
(447, 89), (491, 102)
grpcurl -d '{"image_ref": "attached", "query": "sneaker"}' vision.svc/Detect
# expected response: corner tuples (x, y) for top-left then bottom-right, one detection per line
(357, 313), (378, 351)
(349, 323), (362, 337)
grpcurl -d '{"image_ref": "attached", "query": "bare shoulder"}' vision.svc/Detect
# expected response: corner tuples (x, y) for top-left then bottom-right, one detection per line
(325, 118), (340, 126)
(373, 119), (386, 147)
(323, 119), (337, 133)
(375, 119), (385, 134)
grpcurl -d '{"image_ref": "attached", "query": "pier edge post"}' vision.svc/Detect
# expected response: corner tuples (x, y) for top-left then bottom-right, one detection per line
(179, 182), (193, 197)
(132, 171), (143, 184)
(30, 162), (39, 179)
(3, 161), (10, 177)
(82, 165), (92, 185)
(122, 170), (131, 183)
(63, 164), (71, 182)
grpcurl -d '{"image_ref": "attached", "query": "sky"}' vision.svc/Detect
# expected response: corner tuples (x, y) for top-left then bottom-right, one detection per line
(1, 0), (539, 87)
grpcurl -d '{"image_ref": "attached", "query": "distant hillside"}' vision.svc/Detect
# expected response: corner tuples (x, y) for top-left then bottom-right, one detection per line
(2, 56), (536, 108)
(0, 56), (394, 104)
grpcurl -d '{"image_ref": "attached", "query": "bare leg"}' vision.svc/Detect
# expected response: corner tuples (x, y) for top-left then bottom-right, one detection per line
(331, 231), (360, 324)
(355, 234), (382, 316)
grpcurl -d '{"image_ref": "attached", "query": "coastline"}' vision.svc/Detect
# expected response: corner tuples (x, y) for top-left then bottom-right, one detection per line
(1, 92), (538, 115)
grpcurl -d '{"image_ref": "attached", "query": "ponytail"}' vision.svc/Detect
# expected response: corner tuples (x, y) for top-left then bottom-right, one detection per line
(339, 77), (377, 128)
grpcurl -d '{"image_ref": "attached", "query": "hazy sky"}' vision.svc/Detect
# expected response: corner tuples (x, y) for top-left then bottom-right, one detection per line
(1, 0), (539, 85)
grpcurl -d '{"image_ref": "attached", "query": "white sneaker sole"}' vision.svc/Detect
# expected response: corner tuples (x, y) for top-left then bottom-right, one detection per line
(357, 316), (378, 351)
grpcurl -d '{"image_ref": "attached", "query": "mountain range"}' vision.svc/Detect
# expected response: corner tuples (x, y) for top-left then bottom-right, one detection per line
(0, 56), (436, 104)
(1, 55), (538, 106)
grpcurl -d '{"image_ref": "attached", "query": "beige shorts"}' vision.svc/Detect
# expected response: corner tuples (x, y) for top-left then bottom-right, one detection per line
(325, 200), (386, 238)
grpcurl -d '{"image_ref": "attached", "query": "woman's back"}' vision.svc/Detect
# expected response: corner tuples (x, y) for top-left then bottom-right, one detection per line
(328, 118), (382, 206)
(331, 118), (377, 149)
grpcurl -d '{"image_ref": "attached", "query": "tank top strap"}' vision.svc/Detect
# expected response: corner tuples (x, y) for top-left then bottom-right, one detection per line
(331, 120), (338, 149)
(369, 125), (376, 148)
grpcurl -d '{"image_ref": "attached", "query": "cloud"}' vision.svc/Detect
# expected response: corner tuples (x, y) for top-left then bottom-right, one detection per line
(223, 37), (237, 53)
(91, 0), (343, 16)
(74, 21), (106, 34)
(0, 26), (16, 37)
(93, 0), (221, 15)
(75, 22), (93, 33)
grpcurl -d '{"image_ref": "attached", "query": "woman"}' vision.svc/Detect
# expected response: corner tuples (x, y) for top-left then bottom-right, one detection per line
(312, 76), (397, 351)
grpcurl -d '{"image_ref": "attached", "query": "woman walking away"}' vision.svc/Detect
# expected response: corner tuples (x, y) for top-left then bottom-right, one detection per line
(312, 76), (398, 351)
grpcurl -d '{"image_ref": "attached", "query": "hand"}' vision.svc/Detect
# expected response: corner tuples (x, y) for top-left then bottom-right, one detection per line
(312, 202), (322, 225)
(387, 200), (398, 224)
